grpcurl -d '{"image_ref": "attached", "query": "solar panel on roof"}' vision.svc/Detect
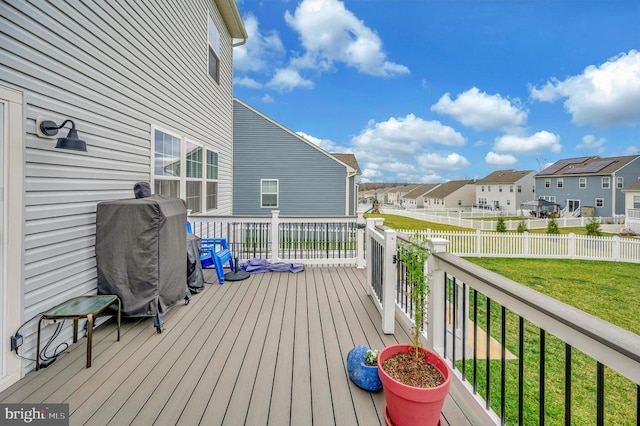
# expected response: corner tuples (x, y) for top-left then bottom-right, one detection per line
(565, 159), (615, 174)
(541, 157), (591, 174)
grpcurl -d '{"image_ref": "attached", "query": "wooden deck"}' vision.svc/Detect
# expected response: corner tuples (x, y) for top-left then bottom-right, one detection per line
(1, 267), (473, 425)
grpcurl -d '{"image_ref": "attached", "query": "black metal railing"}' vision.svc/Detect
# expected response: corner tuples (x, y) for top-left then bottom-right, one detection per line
(440, 262), (640, 425)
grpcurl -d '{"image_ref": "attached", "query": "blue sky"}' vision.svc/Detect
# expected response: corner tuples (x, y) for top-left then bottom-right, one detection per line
(232, 0), (640, 183)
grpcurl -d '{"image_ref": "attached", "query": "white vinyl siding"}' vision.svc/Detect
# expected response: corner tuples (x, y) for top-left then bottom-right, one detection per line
(0, 0), (236, 374)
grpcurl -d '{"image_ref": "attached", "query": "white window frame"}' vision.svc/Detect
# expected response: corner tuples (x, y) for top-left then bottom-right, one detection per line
(595, 198), (604, 208)
(208, 15), (221, 83)
(510, 185), (514, 193)
(517, 185), (522, 193)
(544, 178), (551, 188)
(557, 178), (563, 188)
(601, 176), (610, 189)
(499, 185), (503, 192)
(633, 195), (640, 209)
(152, 126), (219, 213)
(616, 176), (623, 189)
(579, 177), (587, 189)
(206, 149), (219, 211)
(261, 179), (279, 208)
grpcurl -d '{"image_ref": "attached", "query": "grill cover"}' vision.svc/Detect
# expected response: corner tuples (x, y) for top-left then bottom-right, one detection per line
(96, 195), (187, 318)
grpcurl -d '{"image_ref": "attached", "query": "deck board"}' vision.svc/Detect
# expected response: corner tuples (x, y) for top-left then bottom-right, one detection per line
(0, 267), (472, 426)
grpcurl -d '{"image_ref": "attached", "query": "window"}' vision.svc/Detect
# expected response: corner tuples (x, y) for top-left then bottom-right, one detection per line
(153, 128), (219, 213)
(507, 199), (511, 206)
(510, 185), (514, 193)
(499, 185), (503, 192)
(261, 179), (278, 208)
(595, 198), (604, 208)
(579, 177), (587, 189)
(517, 185), (522, 193)
(634, 195), (640, 209)
(481, 185), (485, 192)
(154, 129), (181, 198)
(617, 176), (623, 189)
(557, 178), (563, 188)
(206, 150), (218, 210)
(488, 186), (491, 192)
(602, 177), (610, 189)
(545, 178), (551, 188)
(208, 16), (220, 83)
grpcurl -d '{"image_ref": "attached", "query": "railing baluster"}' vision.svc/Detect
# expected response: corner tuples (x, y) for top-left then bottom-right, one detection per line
(565, 344), (572, 426)
(486, 296), (491, 409)
(597, 362), (604, 426)
(540, 329), (546, 426)
(462, 281), (467, 380)
(444, 272), (448, 360)
(501, 305), (506, 424)
(473, 289), (478, 394)
(518, 317), (524, 426)
(452, 276), (457, 367)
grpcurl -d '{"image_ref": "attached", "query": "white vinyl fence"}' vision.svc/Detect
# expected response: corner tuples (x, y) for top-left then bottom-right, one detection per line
(404, 229), (640, 263)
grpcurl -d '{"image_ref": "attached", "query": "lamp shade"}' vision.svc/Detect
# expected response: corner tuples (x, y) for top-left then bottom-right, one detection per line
(55, 126), (87, 151)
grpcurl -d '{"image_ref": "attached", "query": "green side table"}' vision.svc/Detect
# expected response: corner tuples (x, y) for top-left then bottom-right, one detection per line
(36, 295), (121, 370)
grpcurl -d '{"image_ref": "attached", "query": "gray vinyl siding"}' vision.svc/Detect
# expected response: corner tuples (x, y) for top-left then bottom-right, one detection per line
(233, 101), (348, 216)
(349, 176), (356, 215)
(1, 0), (235, 364)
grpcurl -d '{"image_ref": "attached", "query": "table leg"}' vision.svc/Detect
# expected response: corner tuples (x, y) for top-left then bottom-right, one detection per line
(116, 298), (121, 341)
(73, 319), (78, 343)
(36, 316), (44, 371)
(86, 314), (93, 368)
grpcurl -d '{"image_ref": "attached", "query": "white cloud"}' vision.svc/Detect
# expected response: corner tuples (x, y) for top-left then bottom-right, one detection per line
(261, 94), (275, 104)
(266, 68), (314, 91)
(296, 131), (337, 151)
(234, 76), (263, 89)
(577, 134), (606, 151)
(417, 152), (470, 171)
(530, 50), (640, 127)
(431, 87), (527, 131)
(351, 114), (466, 154)
(485, 152), (517, 166)
(284, 0), (409, 77)
(234, 14), (285, 73)
(493, 131), (561, 154)
(623, 145), (639, 155)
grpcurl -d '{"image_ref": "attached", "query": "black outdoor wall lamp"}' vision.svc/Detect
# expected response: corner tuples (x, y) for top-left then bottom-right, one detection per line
(39, 119), (87, 152)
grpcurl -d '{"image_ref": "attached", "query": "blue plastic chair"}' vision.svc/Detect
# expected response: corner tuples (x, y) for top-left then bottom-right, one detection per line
(186, 222), (233, 284)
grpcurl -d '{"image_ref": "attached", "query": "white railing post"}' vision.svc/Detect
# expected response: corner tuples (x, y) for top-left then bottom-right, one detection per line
(382, 227), (397, 334)
(270, 210), (280, 263)
(427, 238), (449, 353)
(356, 212), (366, 269)
(365, 218), (380, 295)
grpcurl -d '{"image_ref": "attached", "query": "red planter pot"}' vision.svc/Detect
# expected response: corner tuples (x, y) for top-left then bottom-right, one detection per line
(377, 344), (451, 426)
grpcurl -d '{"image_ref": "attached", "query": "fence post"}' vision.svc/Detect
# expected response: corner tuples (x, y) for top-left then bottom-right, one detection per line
(612, 236), (621, 261)
(382, 227), (397, 334)
(523, 231), (529, 257)
(568, 232), (576, 258)
(427, 238), (449, 354)
(476, 229), (482, 256)
(356, 212), (366, 268)
(270, 210), (280, 263)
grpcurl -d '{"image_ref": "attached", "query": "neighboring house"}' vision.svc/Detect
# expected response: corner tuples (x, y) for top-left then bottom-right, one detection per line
(387, 184), (418, 206)
(0, 0), (247, 390)
(233, 99), (361, 216)
(535, 155), (640, 217)
(423, 180), (476, 209)
(403, 184), (440, 209)
(475, 170), (536, 214)
(623, 179), (640, 234)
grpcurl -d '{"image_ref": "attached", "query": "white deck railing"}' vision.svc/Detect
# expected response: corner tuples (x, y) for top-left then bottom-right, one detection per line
(365, 219), (640, 425)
